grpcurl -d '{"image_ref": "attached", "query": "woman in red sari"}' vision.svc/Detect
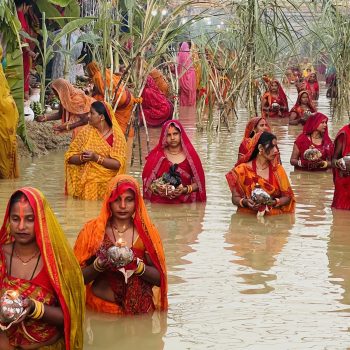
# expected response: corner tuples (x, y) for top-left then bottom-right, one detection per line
(305, 73), (319, 101)
(332, 123), (350, 210)
(261, 80), (289, 118)
(15, 0), (37, 100)
(142, 120), (206, 203)
(74, 175), (168, 315)
(238, 117), (270, 160)
(290, 112), (333, 171)
(0, 188), (85, 349)
(226, 131), (295, 216)
(141, 76), (173, 127)
(289, 90), (317, 125)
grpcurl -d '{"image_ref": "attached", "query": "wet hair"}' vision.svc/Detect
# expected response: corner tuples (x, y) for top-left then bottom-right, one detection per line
(9, 191), (30, 212)
(91, 101), (112, 127)
(249, 131), (277, 161)
(15, 0), (31, 7)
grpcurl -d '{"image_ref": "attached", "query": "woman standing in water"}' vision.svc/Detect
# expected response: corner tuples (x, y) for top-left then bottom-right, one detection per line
(226, 132), (295, 215)
(74, 175), (168, 315)
(0, 188), (85, 349)
(289, 90), (316, 125)
(261, 80), (289, 118)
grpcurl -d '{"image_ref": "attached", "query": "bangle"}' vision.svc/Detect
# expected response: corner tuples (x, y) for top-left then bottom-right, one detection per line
(186, 185), (193, 194)
(97, 155), (104, 165)
(274, 198), (281, 207)
(66, 123), (70, 131)
(135, 261), (145, 275)
(297, 159), (302, 168)
(93, 258), (105, 273)
(321, 161), (328, 169)
(28, 299), (45, 320)
(239, 198), (245, 207)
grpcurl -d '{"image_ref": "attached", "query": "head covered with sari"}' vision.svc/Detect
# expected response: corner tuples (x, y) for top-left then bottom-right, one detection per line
(142, 120), (206, 201)
(302, 112), (331, 141)
(0, 187), (85, 350)
(293, 90), (316, 112)
(267, 79), (288, 105)
(74, 175), (168, 311)
(243, 117), (271, 139)
(51, 78), (93, 115)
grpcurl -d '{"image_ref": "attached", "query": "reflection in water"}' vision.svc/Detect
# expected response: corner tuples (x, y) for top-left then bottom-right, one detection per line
(226, 213), (294, 294)
(327, 210), (350, 310)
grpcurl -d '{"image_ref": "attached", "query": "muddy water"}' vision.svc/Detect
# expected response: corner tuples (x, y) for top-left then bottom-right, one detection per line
(1, 85), (350, 349)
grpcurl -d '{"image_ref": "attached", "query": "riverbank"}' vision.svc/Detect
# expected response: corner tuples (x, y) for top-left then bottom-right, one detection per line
(17, 121), (71, 158)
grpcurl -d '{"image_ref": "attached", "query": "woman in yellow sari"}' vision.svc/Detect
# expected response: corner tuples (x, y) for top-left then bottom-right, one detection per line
(226, 131), (295, 215)
(65, 101), (127, 200)
(74, 175), (168, 315)
(0, 187), (85, 349)
(0, 46), (19, 179)
(86, 61), (136, 135)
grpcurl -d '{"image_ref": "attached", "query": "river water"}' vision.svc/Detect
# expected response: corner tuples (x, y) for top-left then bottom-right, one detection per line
(1, 85), (350, 349)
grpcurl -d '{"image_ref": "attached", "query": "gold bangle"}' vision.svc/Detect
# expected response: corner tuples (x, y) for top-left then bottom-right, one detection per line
(135, 261), (145, 275)
(93, 258), (105, 272)
(321, 161), (328, 169)
(96, 155), (104, 165)
(239, 198), (245, 207)
(66, 123), (70, 131)
(138, 264), (146, 276)
(29, 300), (45, 320)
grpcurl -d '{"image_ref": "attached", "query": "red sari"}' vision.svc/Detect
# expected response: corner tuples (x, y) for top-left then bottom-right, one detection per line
(289, 90), (316, 124)
(141, 76), (173, 127)
(17, 10), (30, 94)
(142, 120), (206, 203)
(305, 78), (319, 101)
(261, 80), (289, 118)
(294, 113), (333, 171)
(332, 124), (350, 210)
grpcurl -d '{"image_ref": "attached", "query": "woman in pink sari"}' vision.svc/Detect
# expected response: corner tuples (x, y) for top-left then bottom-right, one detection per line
(177, 42), (196, 107)
(290, 112), (333, 171)
(141, 76), (173, 127)
(142, 120), (206, 203)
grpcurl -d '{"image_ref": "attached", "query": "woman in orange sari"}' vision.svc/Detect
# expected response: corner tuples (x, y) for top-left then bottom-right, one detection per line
(86, 61), (136, 134)
(238, 117), (270, 160)
(0, 188), (85, 349)
(226, 131), (295, 215)
(261, 80), (289, 118)
(149, 68), (170, 97)
(289, 90), (316, 125)
(74, 175), (167, 315)
(65, 101), (127, 200)
(36, 78), (94, 139)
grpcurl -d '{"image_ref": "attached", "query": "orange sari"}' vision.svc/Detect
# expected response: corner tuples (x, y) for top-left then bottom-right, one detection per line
(74, 175), (168, 314)
(51, 79), (94, 138)
(0, 188), (85, 349)
(149, 68), (170, 97)
(87, 62), (135, 135)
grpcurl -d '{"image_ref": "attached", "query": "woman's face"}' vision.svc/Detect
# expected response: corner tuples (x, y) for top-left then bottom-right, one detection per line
(88, 107), (103, 128)
(270, 82), (278, 92)
(309, 73), (316, 82)
(9, 199), (36, 245)
(255, 119), (269, 133)
(260, 139), (278, 162)
(166, 125), (181, 148)
(316, 119), (327, 133)
(110, 189), (136, 221)
(300, 93), (309, 105)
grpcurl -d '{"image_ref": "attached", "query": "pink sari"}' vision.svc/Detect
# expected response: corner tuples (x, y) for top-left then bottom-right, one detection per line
(142, 120), (206, 203)
(177, 42), (196, 107)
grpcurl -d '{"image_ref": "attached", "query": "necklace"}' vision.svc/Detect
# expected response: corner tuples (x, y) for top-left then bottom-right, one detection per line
(14, 246), (40, 265)
(256, 162), (269, 170)
(167, 149), (182, 155)
(101, 128), (111, 139)
(111, 223), (134, 244)
(111, 222), (132, 237)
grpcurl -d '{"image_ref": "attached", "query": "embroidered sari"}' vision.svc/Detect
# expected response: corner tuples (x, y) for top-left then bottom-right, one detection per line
(74, 175), (168, 314)
(294, 112), (333, 171)
(86, 61), (135, 135)
(0, 188), (85, 349)
(50, 79), (94, 138)
(0, 46), (19, 179)
(141, 76), (173, 127)
(65, 103), (127, 200)
(226, 133), (295, 215)
(142, 120), (206, 203)
(261, 80), (289, 118)
(289, 90), (316, 124)
(177, 42), (196, 107)
(332, 124), (350, 210)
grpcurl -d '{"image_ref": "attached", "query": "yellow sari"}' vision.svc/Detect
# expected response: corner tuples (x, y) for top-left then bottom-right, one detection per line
(65, 116), (127, 200)
(0, 46), (19, 179)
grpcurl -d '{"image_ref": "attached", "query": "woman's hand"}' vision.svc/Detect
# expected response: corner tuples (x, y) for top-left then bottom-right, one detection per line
(245, 198), (261, 211)
(36, 115), (47, 122)
(52, 124), (67, 132)
(82, 151), (97, 162)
